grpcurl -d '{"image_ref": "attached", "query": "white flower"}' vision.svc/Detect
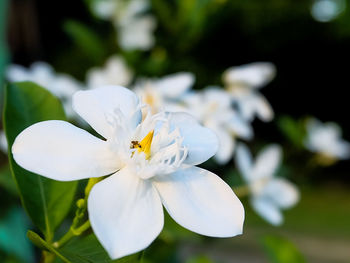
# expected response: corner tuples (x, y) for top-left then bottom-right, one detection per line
(12, 86), (244, 259)
(92, 0), (156, 50)
(223, 62), (276, 122)
(118, 15), (156, 51)
(87, 55), (133, 88)
(134, 72), (194, 113)
(6, 62), (83, 118)
(304, 118), (350, 160)
(235, 143), (299, 226)
(182, 88), (253, 165)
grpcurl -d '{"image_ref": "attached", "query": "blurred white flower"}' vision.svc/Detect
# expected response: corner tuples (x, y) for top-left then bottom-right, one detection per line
(305, 118), (350, 161)
(183, 88), (253, 164)
(236, 143), (299, 226)
(223, 62), (276, 122)
(87, 55), (133, 88)
(6, 62), (83, 118)
(0, 131), (8, 153)
(133, 72), (194, 113)
(12, 86), (244, 260)
(311, 0), (346, 23)
(118, 15), (156, 51)
(92, 0), (156, 50)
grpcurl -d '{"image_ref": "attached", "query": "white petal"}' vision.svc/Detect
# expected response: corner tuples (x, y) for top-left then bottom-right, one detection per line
(86, 56), (133, 88)
(262, 178), (300, 209)
(119, 16), (156, 51)
(12, 120), (119, 181)
(156, 72), (194, 98)
(92, 0), (117, 19)
(203, 87), (232, 108)
(6, 64), (28, 82)
(251, 197), (283, 226)
(153, 166), (244, 237)
(235, 143), (253, 181)
(334, 140), (350, 159)
(167, 112), (219, 165)
(213, 128), (235, 165)
(88, 168), (163, 259)
(226, 114), (253, 139)
(254, 94), (274, 122)
(235, 96), (256, 123)
(72, 86), (141, 139)
(252, 144), (282, 180)
(223, 62), (276, 88)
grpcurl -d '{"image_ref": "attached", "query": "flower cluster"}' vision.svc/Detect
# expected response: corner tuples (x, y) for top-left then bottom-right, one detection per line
(12, 86), (244, 259)
(6, 56), (350, 260)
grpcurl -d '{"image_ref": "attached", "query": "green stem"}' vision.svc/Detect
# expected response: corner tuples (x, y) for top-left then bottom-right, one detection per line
(53, 220), (91, 248)
(52, 177), (102, 249)
(71, 220), (91, 235)
(52, 229), (74, 248)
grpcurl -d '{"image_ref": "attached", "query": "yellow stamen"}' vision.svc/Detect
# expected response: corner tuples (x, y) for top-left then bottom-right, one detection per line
(137, 130), (154, 160)
(144, 93), (154, 108)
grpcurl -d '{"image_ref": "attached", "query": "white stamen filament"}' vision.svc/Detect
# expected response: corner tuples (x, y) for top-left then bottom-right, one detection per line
(105, 106), (188, 180)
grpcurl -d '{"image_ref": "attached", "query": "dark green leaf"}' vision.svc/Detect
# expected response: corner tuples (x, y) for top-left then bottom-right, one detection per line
(3, 82), (78, 242)
(59, 233), (142, 263)
(0, 0), (9, 96)
(32, 232), (143, 263)
(0, 164), (18, 195)
(27, 230), (70, 263)
(261, 235), (306, 263)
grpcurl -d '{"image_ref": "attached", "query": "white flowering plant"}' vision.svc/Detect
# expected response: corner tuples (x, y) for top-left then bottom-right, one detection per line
(1, 1), (350, 263)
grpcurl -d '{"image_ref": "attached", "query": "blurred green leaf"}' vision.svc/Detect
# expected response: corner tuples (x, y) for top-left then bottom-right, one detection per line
(0, 164), (18, 195)
(3, 82), (78, 242)
(0, 0), (9, 97)
(185, 255), (214, 263)
(261, 235), (306, 263)
(0, 208), (35, 263)
(63, 20), (106, 64)
(277, 115), (305, 149)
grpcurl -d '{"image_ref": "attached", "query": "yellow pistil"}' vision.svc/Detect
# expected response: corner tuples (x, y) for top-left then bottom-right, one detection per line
(131, 130), (154, 160)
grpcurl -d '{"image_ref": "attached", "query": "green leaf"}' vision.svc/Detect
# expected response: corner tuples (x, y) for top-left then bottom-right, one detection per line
(0, 208), (35, 263)
(261, 235), (306, 263)
(27, 231), (70, 263)
(3, 82), (78, 242)
(28, 231), (142, 263)
(58, 233), (142, 263)
(185, 255), (214, 263)
(0, 164), (18, 195)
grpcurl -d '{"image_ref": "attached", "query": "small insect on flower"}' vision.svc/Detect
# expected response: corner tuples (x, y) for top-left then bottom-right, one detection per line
(12, 86), (245, 260)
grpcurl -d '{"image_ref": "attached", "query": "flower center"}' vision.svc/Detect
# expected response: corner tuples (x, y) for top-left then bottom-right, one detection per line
(130, 130), (154, 160)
